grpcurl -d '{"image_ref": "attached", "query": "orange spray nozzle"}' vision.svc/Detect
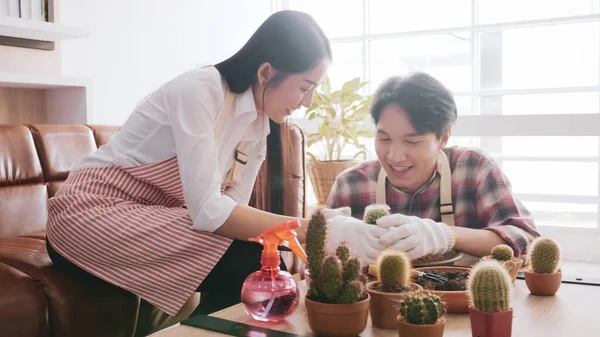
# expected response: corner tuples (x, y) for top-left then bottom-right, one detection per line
(249, 220), (308, 268)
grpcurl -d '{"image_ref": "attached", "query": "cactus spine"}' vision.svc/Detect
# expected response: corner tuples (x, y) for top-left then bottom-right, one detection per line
(306, 210), (367, 304)
(363, 204), (390, 225)
(491, 244), (514, 261)
(377, 250), (411, 292)
(399, 293), (446, 325)
(467, 260), (512, 313)
(528, 237), (561, 274)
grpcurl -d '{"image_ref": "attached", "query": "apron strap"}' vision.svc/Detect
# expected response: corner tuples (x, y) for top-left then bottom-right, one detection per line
(374, 149), (455, 226)
(214, 90), (248, 191)
(376, 168), (387, 205)
(438, 150), (455, 226)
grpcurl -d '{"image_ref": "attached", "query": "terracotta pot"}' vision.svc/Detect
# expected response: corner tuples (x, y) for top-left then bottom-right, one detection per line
(397, 315), (445, 337)
(414, 266), (471, 313)
(469, 307), (513, 337)
(524, 269), (562, 296)
(366, 282), (422, 329)
(305, 294), (370, 337)
(481, 256), (523, 284)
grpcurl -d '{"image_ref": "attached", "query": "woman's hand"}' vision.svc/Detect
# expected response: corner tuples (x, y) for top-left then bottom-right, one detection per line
(326, 215), (388, 265)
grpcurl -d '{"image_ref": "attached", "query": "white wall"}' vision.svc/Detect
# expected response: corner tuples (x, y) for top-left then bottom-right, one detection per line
(59, 0), (274, 125)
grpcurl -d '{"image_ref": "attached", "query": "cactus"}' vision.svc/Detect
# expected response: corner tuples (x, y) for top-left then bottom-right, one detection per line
(528, 237), (561, 274)
(339, 280), (365, 304)
(398, 293), (446, 325)
(364, 204), (390, 225)
(467, 260), (512, 313)
(377, 250), (411, 292)
(306, 210), (367, 304)
(336, 243), (350, 264)
(491, 244), (514, 261)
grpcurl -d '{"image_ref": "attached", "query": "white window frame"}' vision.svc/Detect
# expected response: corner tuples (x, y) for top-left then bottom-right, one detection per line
(276, 0), (600, 262)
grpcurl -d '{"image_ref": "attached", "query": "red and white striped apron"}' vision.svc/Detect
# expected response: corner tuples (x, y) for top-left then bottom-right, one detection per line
(46, 90), (249, 316)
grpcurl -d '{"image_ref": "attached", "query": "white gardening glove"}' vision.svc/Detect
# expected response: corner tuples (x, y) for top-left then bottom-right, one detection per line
(326, 215), (388, 266)
(376, 214), (455, 260)
(322, 207), (352, 219)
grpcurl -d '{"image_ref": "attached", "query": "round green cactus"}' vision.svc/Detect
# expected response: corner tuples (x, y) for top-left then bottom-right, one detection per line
(467, 260), (512, 313)
(491, 244), (514, 261)
(364, 204), (390, 225)
(336, 243), (350, 264)
(377, 250), (411, 292)
(528, 237), (561, 274)
(399, 293), (446, 325)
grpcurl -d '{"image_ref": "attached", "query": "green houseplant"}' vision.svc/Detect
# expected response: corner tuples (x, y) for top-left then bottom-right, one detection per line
(303, 75), (374, 206)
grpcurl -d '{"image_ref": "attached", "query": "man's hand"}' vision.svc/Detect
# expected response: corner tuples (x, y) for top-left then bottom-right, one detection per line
(376, 214), (455, 260)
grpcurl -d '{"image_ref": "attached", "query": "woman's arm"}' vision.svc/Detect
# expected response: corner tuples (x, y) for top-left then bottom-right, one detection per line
(214, 204), (308, 242)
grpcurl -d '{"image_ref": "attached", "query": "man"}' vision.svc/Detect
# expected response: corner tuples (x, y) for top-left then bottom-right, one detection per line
(327, 73), (540, 261)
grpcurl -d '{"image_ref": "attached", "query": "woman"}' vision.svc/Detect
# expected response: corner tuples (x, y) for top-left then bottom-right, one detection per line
(46, 10), (387, 317)
(327, 72), (540, 261)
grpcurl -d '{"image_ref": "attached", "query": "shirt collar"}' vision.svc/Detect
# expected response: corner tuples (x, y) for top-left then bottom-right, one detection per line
(232, 86), (271, 138)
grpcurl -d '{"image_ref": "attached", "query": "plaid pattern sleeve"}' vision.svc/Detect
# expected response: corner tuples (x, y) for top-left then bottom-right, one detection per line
(325, 161), (379, 219)
(472, 155), (541, 257)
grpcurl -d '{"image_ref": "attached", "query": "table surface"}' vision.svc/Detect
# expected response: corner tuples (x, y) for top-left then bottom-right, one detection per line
(151, 260), (600, 337)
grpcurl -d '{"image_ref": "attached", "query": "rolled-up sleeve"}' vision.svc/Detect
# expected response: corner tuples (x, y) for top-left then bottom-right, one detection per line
(165, 72), (237, 232)
(475, 162), (541, 257)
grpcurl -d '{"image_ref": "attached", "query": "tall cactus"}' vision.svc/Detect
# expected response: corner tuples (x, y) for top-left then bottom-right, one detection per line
(363, 204), (390, 225)
(491, 244), (514, 261)
(306, 210), (367, 304)
(377, 250), (411, 292)
(467, 260), (512, 313)
(528, 237), (561, 274)
(398, 293), (446, 325)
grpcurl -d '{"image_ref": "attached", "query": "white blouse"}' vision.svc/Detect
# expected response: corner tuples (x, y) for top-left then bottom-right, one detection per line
(74, 66), (270, 232)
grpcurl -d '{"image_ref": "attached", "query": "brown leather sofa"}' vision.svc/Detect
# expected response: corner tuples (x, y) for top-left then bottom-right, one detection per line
(0, 123), (307, 337)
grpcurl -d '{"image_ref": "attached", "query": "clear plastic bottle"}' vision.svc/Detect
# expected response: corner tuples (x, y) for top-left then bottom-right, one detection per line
(241, 267), (300, 322)
(240, 220), (308, 323)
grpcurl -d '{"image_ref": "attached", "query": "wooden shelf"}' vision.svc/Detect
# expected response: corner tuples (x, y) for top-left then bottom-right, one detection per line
(0, 16), (89, 50)
(0, 71), (90, 89)
(0, 16), (89, 41)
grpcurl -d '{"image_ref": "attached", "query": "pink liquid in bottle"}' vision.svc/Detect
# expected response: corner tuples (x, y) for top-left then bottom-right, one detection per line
(241, 269), (300, 322)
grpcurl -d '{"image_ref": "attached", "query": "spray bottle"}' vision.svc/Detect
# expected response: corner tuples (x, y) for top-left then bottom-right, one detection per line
(240, 219), (308, 322)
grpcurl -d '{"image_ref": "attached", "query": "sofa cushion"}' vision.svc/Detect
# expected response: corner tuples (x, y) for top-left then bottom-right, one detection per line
(0, 262), (49, 337)
(0, 125), (44, 186)
(0, 236), (140, 337)
(28, 125), (96, 182)
(86, 124), (120, 147)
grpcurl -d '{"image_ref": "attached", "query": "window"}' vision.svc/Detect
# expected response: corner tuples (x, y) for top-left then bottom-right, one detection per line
(280, 0), (600, 262)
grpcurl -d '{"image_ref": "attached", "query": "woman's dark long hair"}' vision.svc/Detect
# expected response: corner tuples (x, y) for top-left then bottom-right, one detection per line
(214, 10), (331, 93)
(216, 10), (330, 215)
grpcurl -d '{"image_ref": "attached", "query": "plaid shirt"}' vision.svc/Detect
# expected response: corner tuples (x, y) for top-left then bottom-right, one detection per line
(326, 146), (540, 257)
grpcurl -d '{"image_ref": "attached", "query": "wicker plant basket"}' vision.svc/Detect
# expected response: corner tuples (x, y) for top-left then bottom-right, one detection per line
(306, 153), (359, 206)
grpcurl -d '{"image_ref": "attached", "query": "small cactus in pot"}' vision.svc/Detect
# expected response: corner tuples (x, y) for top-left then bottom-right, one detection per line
(304, 210), (370, 337)
(367, 250), (423, 329)
(396, 293), (446, 337)
(467, 260), (514, 337)
(483, 244), (522, 284)
(524, 237), (562, 296)
(491, 245), (514, 261)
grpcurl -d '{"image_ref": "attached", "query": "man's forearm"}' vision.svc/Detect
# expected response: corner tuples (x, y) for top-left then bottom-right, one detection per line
(450, 226), (506, 258)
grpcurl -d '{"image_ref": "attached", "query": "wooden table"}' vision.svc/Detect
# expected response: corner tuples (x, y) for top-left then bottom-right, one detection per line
(152, 269), (600, 337)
